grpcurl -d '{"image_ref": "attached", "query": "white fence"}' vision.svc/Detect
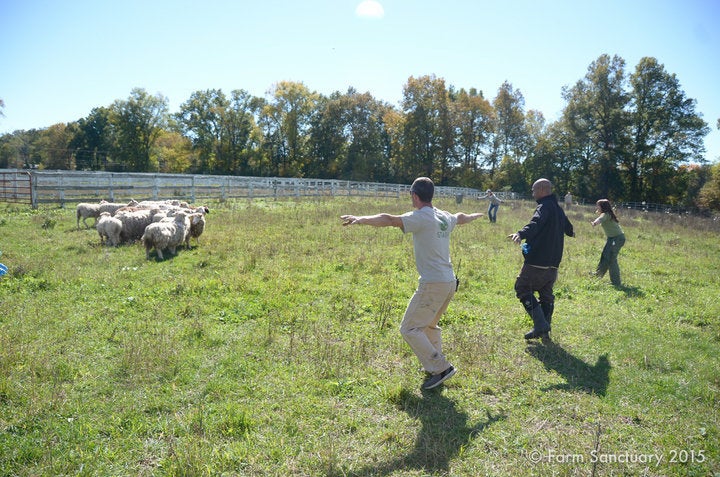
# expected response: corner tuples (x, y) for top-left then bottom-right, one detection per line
(0, 170), (484, 208)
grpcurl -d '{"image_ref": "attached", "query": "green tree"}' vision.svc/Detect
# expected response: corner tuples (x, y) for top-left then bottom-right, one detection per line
(562, 54), (629, 200)
(70, 107), (114, 170)
(307, 89), (393, 181)
(698, 162), (720, 210)
(400, 75), (452, 183)
(36, 123), (77, 169)
(494, 155), (527, 193)
(176, 88), (262, 175)
(307, 93), (346, 179)
(0, 130), (42, 169)
(522, 110), (557, 186)
(260, 81), (319, 177)
(492, 81), (529, 164)
(628, 57), (710, 202)
(175, 89), (227, 173)
(152, 129), (193, 173)
(223, 89), (264, 175)
(383, 107), (406, 183)
(450, 87), (494, 187)
(110, 88), (169, 172)
(340, 90), (393, 181)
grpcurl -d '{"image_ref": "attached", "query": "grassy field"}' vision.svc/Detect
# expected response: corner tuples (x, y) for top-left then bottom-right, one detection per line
(0, 195), (718, 476)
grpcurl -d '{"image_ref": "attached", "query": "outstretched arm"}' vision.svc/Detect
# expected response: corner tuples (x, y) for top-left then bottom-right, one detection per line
(455, 212), (483, 225)
(341, 213), (404, 230)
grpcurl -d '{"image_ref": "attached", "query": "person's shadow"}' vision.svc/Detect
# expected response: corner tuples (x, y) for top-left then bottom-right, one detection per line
(615, 284), (644, 297)
(341, 388), (505, 476)
(526, 341), (611, 396)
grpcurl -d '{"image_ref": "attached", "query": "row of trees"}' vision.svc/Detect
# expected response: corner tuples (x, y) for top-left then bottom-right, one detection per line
(2, 54), (719, 208)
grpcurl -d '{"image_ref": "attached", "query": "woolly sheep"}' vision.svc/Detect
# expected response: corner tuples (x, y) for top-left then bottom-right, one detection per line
(113, 206), (152, 215)
(115, 200), (192, 216)
(76, 203), (102, 230)
(152, 210), (173, 223)
(99, 199), (137, 215)
(137, 199), (190, 209)
(115, 208), (161, 243)
(96, 212), (122, 246)
(76, 199), (137, 229)
(141, 212), (190, 260)
(187, 211), (207, 248)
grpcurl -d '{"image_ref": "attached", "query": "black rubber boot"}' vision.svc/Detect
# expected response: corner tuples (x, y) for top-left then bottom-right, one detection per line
(540, 301), (554, 330)
(521, 295), (550, 340)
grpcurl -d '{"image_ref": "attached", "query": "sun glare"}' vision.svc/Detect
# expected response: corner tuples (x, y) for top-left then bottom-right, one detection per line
(355, 0), (385, 19)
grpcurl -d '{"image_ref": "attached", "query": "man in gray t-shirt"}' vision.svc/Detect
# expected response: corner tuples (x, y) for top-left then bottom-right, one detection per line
(341, 177), (482, 390)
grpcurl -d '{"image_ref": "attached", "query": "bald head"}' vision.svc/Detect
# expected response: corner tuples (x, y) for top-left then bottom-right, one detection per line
(532, 178), (553, 200)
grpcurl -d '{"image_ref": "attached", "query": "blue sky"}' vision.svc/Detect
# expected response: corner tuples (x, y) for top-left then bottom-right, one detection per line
(2, 0), (719, 162)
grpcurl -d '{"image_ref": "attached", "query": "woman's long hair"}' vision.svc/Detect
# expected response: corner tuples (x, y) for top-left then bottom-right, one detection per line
(596, 199), (619, 222)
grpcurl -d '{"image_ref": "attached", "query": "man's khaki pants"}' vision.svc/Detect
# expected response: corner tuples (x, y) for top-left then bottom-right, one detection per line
(400, 281), (455, 375)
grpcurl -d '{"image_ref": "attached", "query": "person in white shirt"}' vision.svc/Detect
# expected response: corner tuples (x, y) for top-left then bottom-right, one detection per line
(341, 177), (483, 390)
(479, 189), (503, 222)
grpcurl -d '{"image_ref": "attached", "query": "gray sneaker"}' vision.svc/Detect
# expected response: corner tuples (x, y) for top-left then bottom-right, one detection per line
(421, 365), (456, 390)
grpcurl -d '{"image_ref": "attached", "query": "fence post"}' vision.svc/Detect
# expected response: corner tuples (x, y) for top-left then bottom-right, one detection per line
(59, 174), (66, 208)
(30, 172), (38, 209)
(109, 174), (115, 202)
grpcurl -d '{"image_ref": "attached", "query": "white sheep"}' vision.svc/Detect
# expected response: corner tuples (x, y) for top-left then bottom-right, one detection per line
(141, 212), (190, 260)
(115, 208), (161, 243)
(100, 199), (137, 215)
(76, 199), (137, 229)
(136, 199), (191, 212)
(76, 202), (102, 229)
(96, 212), (122, 246)
(152, 210), (173, 223)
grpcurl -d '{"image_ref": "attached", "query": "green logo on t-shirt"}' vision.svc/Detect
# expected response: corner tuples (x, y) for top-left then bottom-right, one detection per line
(439, 217), (448, 232)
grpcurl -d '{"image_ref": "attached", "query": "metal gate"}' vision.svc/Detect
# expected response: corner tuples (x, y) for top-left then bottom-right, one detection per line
(0, 171), (33, 206)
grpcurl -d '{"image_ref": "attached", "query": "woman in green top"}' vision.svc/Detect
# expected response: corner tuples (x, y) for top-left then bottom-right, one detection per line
(591, 199), (625, 287)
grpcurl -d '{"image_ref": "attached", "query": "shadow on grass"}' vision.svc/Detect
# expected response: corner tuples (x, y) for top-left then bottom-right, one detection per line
(342, 388), (506, 476)
(526, 341), (611, 396)
(615, 284), (644, 297)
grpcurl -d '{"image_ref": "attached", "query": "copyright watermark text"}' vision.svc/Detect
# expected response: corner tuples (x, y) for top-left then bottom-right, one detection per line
(526, 449), (706, 467)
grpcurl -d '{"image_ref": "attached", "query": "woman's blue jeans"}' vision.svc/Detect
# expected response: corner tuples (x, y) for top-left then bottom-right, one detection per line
(487, 203), (499, 222)
(596, 234), (625, 286)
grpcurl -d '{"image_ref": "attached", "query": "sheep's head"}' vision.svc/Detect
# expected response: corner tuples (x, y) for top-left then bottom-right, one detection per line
(189, 213), (204, 225)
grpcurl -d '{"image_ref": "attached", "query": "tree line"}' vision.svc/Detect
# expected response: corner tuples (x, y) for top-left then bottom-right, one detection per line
(2, 54), (720, 209)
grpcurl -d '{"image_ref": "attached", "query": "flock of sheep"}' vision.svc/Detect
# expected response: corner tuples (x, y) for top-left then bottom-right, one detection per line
(76, 199), (209, 260)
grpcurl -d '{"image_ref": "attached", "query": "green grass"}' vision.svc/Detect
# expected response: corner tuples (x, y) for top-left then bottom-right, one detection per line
(0, 197), (718, 476)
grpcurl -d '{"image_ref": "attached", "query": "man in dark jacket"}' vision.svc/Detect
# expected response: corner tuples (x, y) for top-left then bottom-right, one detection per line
(509, 178), (574, 340)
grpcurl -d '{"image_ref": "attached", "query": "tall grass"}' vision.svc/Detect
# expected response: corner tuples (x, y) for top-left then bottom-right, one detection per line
(0, 197), (718, 476)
